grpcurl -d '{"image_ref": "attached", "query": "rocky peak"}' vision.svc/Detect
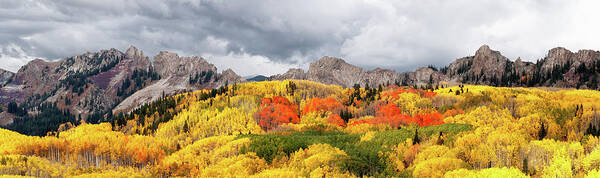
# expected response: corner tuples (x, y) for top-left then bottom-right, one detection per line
(153, 51), (217, 78)
(269, 68), (308, 81)
(29, 58), (49, 65)
(310, 56), (362, 72)
(57, 48), (126, 75)
(217, 68), (246, 87)
(125, 45), (140, 57)
(12, 58), (59, 91)
(474, 45), (493, 56)
(541, 47), (574, 72)
(371, 68), (395, 73)
(123, 45), (151, 70)
(17, 59), (47, 73)
(512, 57), (535, 74)
(271, 56), (402, 88)
(515, 57), (522, 63)
(547, 47), (573, 60)
(401, 67), (445, 86)
(573, 49), (600, 65)
(221, 68), (239, 76)
(311, 56), (349, 69)
(306, 56), (367, 87)
(470, 45), (509, 79)
(0, 68), (14, 86)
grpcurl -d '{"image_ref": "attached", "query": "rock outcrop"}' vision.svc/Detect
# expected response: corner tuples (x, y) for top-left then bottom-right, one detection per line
(270, 68), (308, 81)
(0, 69), (14, 86)
(401, 67), (446, 86)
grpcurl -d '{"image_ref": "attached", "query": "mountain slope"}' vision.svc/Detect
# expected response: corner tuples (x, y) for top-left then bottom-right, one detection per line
(0, 46), (245, 125)
(113, 52), (245, 113)
(0, 47), (144, 119)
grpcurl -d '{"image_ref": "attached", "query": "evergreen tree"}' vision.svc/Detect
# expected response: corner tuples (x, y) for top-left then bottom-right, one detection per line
(523, 157), (529, 175)
(183, 120), (189, 133)
(538, 122), (547, 140)
(413, 128), (420, 144)
(586, 123), (600, 137)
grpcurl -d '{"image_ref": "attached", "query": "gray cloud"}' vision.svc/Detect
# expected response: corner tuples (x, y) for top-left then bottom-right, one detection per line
(1, 0), (600, 75)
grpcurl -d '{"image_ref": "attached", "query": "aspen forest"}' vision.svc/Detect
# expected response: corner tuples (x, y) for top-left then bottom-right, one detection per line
(2, 79), (600, 177)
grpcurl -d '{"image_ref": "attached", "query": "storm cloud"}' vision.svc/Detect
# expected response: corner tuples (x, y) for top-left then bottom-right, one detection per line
(1, 0), (600, 76)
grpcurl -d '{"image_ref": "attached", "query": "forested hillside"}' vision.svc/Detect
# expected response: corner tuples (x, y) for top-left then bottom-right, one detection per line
(1, 80), (600, 177)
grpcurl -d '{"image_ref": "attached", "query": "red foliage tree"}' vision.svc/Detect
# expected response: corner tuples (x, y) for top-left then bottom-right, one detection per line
(327, 114), (346, 127)
(423, 91), (437, 98)
(413, 112), (444, 127)
(302, 97), (344, 115)
(256, 96), (299, 131)
(442, 108), (463, 118)
(349, 103), (444, 128)
(376, 103), (403, 118)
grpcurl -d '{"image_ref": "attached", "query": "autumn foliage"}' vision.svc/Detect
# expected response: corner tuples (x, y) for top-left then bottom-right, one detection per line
(255, 96), (299, 131)
(302, 97), (344, 115)
(382, 88), (437, 99)
(4, 80), (600, 177)
(327, 114), (346, 127)
(350, 103), (444, 128)
(300, 97), (348, 127)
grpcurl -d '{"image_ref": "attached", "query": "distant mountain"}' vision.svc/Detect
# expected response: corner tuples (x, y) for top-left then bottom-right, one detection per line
(245, 75), (268, 82)
(0, 45), (244, 126)
(271, 45), (600, 90)
(270, 56), (403, 88)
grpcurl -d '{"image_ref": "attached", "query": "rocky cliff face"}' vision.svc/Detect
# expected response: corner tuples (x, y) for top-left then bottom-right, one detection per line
(218, 68), (245, 86)
(401, 67), (446, 86)
(153, 51), (217, 79)
(471, 45), (509, 78)
(0, 69), (14, 87)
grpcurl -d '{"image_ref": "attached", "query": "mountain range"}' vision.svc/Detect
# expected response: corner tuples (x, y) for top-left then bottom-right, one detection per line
(271, 45), (600, 89)
(0, 46), (244, 125)
(1, 45), (599, 126)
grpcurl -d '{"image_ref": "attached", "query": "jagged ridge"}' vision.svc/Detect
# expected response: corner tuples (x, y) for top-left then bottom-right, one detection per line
(271, 45), (600, 90)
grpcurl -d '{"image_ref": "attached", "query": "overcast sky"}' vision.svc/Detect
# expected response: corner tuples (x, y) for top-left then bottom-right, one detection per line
(1, 0), (600, 76)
